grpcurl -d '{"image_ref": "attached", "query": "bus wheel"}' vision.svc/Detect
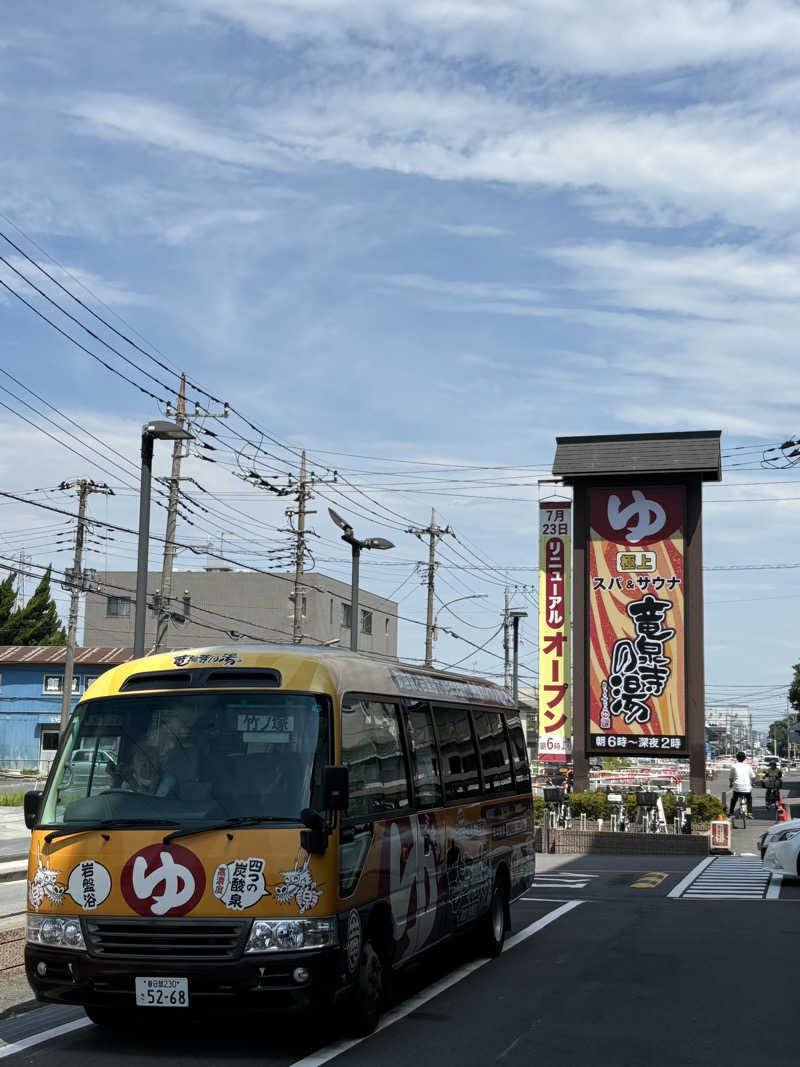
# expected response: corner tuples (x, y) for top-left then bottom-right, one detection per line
(346, 937), (386, 1037)
(84, 1006), (134, 1029)
(479, 878), (508, 958)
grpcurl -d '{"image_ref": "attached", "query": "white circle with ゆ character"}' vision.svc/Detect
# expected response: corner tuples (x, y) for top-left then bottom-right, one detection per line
(346, 909), (362, 973)
(67, 860), (111, 911)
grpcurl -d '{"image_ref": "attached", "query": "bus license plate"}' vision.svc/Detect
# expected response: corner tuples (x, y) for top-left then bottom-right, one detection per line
(135, 977), (189, 1007)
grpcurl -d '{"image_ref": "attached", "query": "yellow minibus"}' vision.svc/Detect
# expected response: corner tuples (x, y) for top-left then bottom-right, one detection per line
(24, 644), (535, 1033)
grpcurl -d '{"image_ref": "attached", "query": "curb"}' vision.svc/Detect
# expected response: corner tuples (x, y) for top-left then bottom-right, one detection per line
(0, 862), (26, 885)
(0, 998), (39, 1024)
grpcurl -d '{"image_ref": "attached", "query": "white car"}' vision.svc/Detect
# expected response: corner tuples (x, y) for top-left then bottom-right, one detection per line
(760, 817), (800, 875)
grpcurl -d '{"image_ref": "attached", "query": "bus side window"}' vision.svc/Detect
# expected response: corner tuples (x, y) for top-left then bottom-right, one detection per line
(404, 702), (442, 808)
(506, 717), (531, 789)
(341, 698), (409, 820)
(473, 709), (514, 795)
(434, 705), (480, 801)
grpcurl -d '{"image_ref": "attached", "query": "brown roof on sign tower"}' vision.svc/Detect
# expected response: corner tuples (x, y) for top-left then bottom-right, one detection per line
(552, 430), (722, 482)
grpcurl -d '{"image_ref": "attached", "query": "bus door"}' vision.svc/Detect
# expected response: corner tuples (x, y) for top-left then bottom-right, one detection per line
(403, 702), (447, 952)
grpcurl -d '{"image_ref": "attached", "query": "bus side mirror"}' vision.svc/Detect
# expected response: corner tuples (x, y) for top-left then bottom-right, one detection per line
(300, 808), (327, 854)
(323, 765), (348, 811)
(24, 790), (42, 830)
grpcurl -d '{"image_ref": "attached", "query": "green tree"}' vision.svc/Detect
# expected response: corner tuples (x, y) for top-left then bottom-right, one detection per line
(790, 661), (800, 715)
(0, 572), (17, 640)
(1, 566), (66, 646)
(768, 718), (798, 758)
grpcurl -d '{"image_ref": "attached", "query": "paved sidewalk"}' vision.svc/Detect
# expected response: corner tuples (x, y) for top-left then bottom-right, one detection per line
(0, 807), (31, 1020)
(708, 769), (798, 855)
(0, 808), (30, 871)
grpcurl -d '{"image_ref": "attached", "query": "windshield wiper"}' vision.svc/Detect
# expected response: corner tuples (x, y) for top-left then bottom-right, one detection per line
(163, 815), (301, 844)
(43, 819), (181, 844)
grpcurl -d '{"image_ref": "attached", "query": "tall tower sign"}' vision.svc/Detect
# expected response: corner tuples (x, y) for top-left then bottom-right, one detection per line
(552, 431), (721, 794)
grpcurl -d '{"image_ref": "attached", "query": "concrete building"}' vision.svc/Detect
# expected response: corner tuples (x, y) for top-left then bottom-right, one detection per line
(705, 704), (752, 754)
(82, 570), (398, 658)
(0, 646), (131, 772)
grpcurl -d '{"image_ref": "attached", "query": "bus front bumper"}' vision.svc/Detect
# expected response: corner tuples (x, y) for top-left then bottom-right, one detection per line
(25, 944), (350, 1014)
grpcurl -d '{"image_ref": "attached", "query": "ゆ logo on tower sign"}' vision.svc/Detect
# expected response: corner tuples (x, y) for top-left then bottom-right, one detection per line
(607, 490), (666, 544)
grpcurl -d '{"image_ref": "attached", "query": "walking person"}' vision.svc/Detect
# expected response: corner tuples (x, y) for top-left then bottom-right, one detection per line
(728, 751), (756, 818)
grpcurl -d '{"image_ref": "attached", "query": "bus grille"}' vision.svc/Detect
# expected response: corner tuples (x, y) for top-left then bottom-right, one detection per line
(84, 917), (250, 961)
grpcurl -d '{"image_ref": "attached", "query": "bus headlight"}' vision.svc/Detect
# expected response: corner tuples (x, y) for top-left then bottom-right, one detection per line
(245, 917), (338, 953)
(27, 915), (86, 951)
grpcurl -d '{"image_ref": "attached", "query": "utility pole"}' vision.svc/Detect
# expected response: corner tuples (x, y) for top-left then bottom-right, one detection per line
(503, 586), (511, 692)
(787, 701), (793, 760)
(285, 452), (339, 643)
(291, 451), (310, 644)
(16, 549), (31, 606)
(154, 375), (186, 652)
(510, 610), (527, 704)
(153, 377), (228, 652)
(240, 452), (337, 644)
(58, 479), (113, 732)
(407, 509), (454, 667)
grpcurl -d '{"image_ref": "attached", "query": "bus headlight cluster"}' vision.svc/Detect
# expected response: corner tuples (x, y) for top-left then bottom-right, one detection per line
(245, 917), (338, 953)
(26, 915), (86, 950)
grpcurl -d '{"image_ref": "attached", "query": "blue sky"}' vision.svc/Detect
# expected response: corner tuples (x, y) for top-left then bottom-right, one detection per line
(2, 1), (800, 737)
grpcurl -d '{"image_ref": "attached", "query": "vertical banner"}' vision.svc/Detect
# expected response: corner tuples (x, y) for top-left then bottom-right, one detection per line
(538, 501), (572, 762)
(588, 487), (686, 756)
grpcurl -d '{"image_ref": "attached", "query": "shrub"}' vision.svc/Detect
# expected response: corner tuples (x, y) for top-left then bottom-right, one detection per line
(0, 790), (25, 806)
(687, 792), (724, 822)
(569, 791), (611, 819)
(532, 796), (545, 821)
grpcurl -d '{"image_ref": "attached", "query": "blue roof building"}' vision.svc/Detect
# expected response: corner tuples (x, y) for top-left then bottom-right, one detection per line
(0, 646), (131, 773)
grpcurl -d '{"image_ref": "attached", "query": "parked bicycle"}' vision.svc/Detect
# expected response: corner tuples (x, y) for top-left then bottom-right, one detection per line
(607, 792), (628, 832)
(635, 790), (659, 833)
(543, 785), (572, 829)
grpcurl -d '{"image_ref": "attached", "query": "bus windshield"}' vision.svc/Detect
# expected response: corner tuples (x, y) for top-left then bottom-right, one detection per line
(39, 691), (331, 827)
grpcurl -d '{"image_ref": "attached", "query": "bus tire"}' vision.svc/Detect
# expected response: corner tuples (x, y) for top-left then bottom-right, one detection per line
(479, 877), (508, 958)
(345, 936), (387, 1037)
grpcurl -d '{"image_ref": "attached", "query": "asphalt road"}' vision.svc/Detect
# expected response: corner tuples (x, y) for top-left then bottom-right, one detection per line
(2, 852), (798, 1067)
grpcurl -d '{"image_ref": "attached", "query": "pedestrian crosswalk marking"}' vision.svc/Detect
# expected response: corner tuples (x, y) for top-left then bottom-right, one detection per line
(671, 856), (772, 900)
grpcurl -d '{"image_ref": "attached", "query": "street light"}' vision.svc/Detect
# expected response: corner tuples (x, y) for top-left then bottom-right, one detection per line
(509, 609), (528, 705)
(328, 508), (394, 652)
(431, 594), (488, 650)
(134, 420), (194, 658)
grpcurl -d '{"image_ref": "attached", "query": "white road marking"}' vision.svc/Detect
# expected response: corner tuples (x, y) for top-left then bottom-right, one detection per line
(672, 856), (773, 900)
(533, 873), (599, 889)
(521, 896), (573, 903)
(0, 1018), (91, 1060)
(766, 873), (783, 900)
(667, 856), (715, 899)
(290, 900), (584, 1067)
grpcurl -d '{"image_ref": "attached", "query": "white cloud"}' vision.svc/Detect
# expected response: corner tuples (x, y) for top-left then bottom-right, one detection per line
(178, 0), (800, 77)
(383, 272), (544, 304)
(615, 405), (774, 438)
(552, 241), (800, 314)
(0, 256), (149, 308)
(68, 93), (282, 170)
(65, 84), (800, 233)
(437, 223), (509, 238)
